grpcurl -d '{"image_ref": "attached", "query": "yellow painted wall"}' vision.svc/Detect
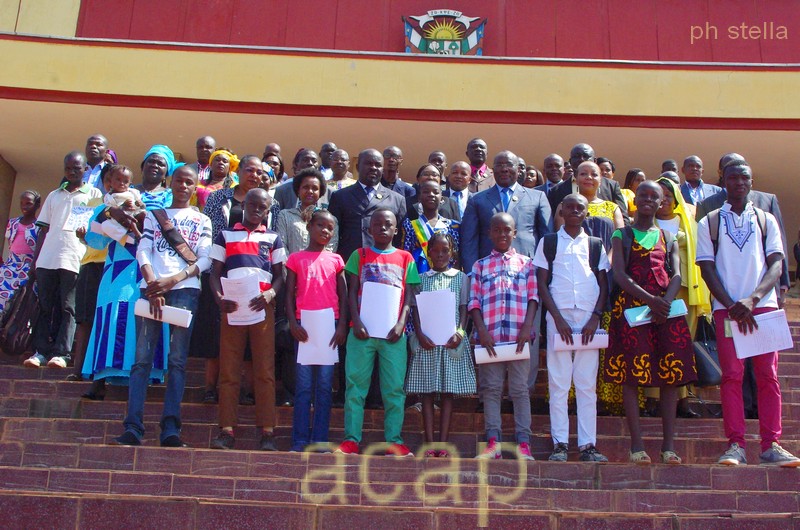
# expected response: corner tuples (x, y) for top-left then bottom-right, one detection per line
(0, 38), (799, 121)
(0, 155), (17, 251)
(0, 0), (79, 37)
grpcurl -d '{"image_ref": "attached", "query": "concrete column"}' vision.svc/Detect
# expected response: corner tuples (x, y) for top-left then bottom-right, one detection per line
(0, 154), (18, 250)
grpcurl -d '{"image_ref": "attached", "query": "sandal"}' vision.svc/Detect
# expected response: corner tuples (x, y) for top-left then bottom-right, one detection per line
(424, 449), (438, 458)
(660, 450), (682, 465)
(629, 450), (651, 465)
(437, 449), (450, 458)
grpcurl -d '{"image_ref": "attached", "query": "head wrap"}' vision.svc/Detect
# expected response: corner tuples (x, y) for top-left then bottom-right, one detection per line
(208, 149), (240, 174)
(106, 149), (118, 164)
(142, 144), (180, 176)
(656, 177), (711, 316)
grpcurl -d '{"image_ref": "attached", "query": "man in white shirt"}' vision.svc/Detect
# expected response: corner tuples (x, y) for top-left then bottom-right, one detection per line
(24, 152), (102, 369)
(697, 160), (800, 468)
(113, 165), (212, 448)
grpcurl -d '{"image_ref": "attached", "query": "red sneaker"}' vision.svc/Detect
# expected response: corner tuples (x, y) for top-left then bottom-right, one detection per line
(386, 443), (414, 457)
(335, 440), (360, 455)
(476, 437), (502, 460)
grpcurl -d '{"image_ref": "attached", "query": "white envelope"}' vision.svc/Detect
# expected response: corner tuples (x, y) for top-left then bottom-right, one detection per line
(474, 341), (531, 365)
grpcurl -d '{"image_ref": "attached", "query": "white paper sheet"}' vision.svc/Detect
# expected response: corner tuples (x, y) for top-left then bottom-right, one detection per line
(474, 341), (531, 365)
(221, 274), (265, 326)
(732, 309), (793, 359)
(416, 289), (457, 346)
(134, 299), (193, 328)
(63, 205), (95, 232)
(297, 308), (338, 365)
(360, 282), (402, 339)
(552, 329), (609, 351)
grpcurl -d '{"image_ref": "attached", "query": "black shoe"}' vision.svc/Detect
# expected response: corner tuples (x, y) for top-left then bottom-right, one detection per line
(677, 405), (701, 419)
(202, 390), (218, 404)
(239, 392), (255, 406)
(259, 432), (278, 451)
(210, 430), (235, 450)
(161, 435), (188, 448)
(112, 431), (141, 446)
(65, 373), (82, 382)
(82, 391), (105, 401)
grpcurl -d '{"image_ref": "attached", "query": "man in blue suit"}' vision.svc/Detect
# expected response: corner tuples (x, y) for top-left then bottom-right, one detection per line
(680, 155), (721, 206)
(460, 151), (553, 275)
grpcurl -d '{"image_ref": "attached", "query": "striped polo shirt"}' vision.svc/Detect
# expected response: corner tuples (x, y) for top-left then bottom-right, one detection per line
(210, 222), (287, 290)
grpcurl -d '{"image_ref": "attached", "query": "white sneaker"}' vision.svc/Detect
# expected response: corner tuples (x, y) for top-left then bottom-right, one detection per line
(47, 356), (68, 368)
(23, 353), (46, 368)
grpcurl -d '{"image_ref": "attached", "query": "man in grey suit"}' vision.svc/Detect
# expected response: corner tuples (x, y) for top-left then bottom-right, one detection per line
(273, 148), (322, 209)
(679, 155), (721, 205)
(460, 151), (553, 273)
(546, 144), (627, 219)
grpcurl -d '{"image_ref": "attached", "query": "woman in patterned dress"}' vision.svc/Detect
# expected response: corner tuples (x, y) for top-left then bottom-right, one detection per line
(606, 181), (696, 465)
(0, 191), (40, 313)
(405, 232), (476, 457)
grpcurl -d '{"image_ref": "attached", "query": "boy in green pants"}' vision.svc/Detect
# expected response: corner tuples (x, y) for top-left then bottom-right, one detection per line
(336, 208), (420, 457)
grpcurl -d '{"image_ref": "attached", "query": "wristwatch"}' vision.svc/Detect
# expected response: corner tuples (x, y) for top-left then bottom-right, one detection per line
(592, 309), (603, 318)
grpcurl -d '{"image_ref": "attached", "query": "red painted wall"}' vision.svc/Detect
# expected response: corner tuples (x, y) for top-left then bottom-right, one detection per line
(77, 0), (797, 63)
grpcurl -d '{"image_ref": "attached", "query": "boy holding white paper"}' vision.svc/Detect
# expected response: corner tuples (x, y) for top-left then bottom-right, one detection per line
(336, 208), (420, 457)
(534, 194), (609, 463)
(470, 213), (538, 461)
(697, 160), (800, 467)
(208, 187), (286, 451)
(113, 165), (211, 448)
(286, 209), (348, 452)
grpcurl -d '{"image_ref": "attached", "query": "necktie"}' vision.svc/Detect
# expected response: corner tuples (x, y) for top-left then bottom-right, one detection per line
(365, 186), (374, 202)
(453, 191), (463, 215)
(501, 187), (510, 211)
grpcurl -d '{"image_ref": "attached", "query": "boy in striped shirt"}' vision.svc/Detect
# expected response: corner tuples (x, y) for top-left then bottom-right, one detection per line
(209, 187), (286, 451)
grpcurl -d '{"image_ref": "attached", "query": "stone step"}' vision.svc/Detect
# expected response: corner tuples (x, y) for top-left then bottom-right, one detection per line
(1, 396), (798, 439)
(2, 417), (799, 465)
(1, 491), (795, 530)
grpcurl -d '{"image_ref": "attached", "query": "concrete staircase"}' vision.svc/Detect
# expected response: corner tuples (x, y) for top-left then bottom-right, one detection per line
(1, 311), (799, 528)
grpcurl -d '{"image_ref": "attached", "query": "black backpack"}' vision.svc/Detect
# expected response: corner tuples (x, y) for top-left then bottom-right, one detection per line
(542, 233), (604, 286)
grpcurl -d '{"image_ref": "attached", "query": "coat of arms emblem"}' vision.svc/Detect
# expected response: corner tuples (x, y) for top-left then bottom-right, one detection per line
(403, 9), (487, 55)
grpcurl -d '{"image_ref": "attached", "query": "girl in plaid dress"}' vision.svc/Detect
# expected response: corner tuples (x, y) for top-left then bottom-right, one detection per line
(406, 232), (476, 457)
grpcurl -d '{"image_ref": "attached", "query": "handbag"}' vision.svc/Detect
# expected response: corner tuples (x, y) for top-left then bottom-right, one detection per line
(0, 282), (40, 357)
(693, 315), (721, 387)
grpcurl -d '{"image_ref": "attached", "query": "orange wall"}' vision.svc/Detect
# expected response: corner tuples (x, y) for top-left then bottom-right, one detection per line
(76, 0), (798, 63)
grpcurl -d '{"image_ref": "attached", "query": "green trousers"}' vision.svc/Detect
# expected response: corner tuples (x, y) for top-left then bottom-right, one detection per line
(344, 331), (407, 444)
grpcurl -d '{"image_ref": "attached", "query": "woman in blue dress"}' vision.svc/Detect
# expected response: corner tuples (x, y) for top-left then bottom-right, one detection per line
(81, 146), (177, 397)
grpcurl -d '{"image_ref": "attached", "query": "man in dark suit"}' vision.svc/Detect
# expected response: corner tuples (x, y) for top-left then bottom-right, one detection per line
(460, 151), (552, 274)
(546, 143), (627, 219)
(535, 153), (565, 196)
(443, 161), (472, 219)
(380, 146), (415, 201)
(407, 163), (460, 221)
(679, 155), (721, 206)
(273, 148), (321, 209)
(329, 148), (407, 260)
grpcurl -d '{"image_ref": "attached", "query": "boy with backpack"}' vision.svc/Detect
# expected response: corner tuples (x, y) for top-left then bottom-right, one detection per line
(534, 193), (610, 462)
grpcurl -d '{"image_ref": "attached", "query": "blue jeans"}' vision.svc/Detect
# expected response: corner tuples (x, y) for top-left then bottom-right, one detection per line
(291, 321), (335, 448)
(123, 288), (199, 443)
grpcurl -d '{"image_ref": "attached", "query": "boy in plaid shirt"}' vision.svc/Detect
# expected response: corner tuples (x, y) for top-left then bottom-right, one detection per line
(470, 212), (538, 460)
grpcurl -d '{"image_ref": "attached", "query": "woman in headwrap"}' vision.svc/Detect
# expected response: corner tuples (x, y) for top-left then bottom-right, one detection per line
(645, 176), (712, 418)
(193, 148), (239, 210)
(135, 144), (177, 210)
(80, 146), (180, 398)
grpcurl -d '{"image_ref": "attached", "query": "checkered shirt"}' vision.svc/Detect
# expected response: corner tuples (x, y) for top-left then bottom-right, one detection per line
(468, 248), (538, 343)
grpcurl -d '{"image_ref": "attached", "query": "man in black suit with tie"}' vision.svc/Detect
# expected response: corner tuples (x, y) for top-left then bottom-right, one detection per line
(547, 143), (627, 220)
(443, 161), (472, 219)
(329, 148), (407, 260)
(535, 153), (566, 196)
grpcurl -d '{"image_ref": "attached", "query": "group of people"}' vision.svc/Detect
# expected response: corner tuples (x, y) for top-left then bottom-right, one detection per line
(2, 132), (798, 468)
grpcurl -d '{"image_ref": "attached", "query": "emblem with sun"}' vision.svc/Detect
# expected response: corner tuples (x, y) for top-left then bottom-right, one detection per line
(423, 19), (465, 40)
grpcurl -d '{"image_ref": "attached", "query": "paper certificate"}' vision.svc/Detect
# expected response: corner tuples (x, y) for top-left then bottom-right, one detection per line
(134, 299), (193, 328)
(732, 309), (793, 359)
(360, 282), (402, 339)
(416, 289), (457, 346)
(297, 308), (338, 366)
(552, 329), (609, 351)
(221, 274), (265, 326)
(63, 205), (95, 232)
(474, 341), (531, 365)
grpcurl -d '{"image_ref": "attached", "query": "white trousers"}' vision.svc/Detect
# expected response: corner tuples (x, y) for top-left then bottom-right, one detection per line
(546, 308), (599, 449)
